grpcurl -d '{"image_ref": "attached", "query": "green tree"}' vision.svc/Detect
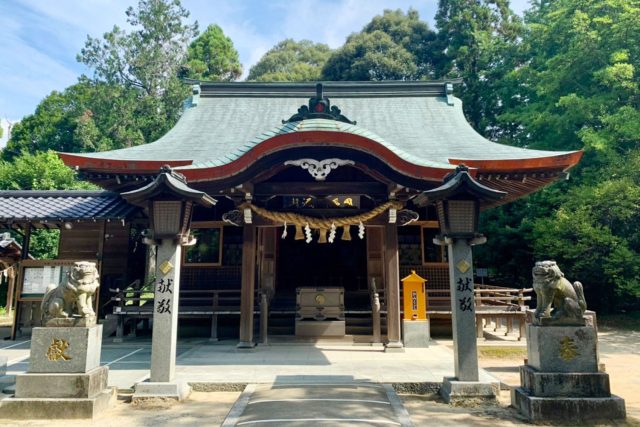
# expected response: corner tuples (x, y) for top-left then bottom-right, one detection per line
(362, 9), (437, 78)
(2, 78), (168, 160)
(183, 24), (242, 81)
(0, 151), (93, 191)
(248, 39), (332, 82)
(4, 84), (95, 159)
(477, 0), (640, 312)
(0, 151), (94, 262)
(501, 0), (640, 158)
(322, 31), (417, 81)
(434, 0), (523, 133)
(77, 0), (198, 131)
(322, 9), (435, 81)
(531, 168), (640, 311)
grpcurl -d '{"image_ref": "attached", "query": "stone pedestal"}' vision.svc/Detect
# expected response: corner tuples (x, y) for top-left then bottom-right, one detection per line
(511, 321), (626, 422)
(295, 320), (346, 337)
(402, 319), (430, 348)
(526, 323), (598, 373)
(0, 325), (115, 419)
(29, 325), (102, 373)
(440, 377), (500, 404)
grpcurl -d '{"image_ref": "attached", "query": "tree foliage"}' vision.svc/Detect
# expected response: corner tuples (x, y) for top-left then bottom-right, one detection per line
(0, 151), (93, 190)
(322, 9), (434, 81)
(2, 78), (173, 160)
(248, 39), (331, 82)
(76, 0), (198, 139)
(78, 0), (197, 96)
(434, 0), (523, 134)
(322, 31), (418, 81)
(475, 0), (640, 311)
(183, 24), (242, 81)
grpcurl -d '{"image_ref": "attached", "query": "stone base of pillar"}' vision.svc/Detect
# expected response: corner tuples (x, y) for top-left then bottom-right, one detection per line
(384, 341), (405, 353)
(132, 381), (191, 402)
(439, 376), (499, 404)
(236, 341), (256, 350)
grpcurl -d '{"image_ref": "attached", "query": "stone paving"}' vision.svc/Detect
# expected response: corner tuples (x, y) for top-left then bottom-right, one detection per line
(1, 337), (499, 390)
(224, 383), (413, 426)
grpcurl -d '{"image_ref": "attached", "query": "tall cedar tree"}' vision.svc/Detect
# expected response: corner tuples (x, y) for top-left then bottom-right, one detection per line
(435, 0), (522, 135)
(183, 24), (242, 81)
(77, 0), (198, 139)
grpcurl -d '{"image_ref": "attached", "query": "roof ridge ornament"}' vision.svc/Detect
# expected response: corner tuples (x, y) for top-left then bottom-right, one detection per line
(283, 83), (356, 125)
(191, 84), (200, 107)
(446, 82), (454, 106)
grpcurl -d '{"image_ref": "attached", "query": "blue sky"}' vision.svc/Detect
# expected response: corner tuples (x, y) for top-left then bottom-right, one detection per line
(0, 0), (530, 121)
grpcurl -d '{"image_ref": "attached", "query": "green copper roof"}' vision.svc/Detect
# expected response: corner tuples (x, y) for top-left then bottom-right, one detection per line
(65, 81), (576, 170)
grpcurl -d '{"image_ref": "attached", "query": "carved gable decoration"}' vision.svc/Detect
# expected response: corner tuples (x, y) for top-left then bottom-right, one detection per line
(283, 83), (356, 125)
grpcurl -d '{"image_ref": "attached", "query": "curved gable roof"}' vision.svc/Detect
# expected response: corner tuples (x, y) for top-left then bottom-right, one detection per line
(60, 81), (581, 183)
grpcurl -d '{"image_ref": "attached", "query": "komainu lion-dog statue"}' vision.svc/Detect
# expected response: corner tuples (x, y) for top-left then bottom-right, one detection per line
(41, 261), (100, 327)
(532, 260), (587, 325)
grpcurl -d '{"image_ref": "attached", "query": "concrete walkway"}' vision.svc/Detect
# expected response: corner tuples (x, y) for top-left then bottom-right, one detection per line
(223, 383), (413, 426)
(1, 337), (500, 391)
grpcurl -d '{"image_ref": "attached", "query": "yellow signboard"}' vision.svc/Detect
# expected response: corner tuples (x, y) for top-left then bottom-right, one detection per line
(401, 270), (427, 321)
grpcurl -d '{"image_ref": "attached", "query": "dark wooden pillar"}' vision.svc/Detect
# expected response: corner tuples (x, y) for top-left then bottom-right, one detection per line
(238, 224), (256, 348)
(384, 223), (403, 351)
(11, 224), (31, 340)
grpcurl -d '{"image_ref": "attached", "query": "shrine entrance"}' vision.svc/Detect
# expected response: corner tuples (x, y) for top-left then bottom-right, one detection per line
(257, 225), (370, 337)
(276, 231), (367, 298)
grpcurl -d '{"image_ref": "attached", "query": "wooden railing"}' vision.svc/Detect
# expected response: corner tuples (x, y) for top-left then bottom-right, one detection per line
(423, 285), (533, 340)
(109, 287), (243, 341)
(424, 285), (532, 312)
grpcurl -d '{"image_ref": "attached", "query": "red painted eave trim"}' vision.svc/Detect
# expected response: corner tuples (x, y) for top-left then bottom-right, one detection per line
(178, 131), (453, 183)
(449, 150), (583, 173)
(58, 152), (193, 173)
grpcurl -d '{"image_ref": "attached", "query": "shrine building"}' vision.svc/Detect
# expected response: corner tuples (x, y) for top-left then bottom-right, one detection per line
(2, 81), (581, 345)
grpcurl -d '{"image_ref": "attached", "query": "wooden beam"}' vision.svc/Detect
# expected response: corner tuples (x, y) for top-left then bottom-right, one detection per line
(254, 181), (387, 196)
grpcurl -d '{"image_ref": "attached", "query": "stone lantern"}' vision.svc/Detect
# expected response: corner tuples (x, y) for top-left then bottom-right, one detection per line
(415, 165), (505, 402)
(122, 166), (215, 400)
